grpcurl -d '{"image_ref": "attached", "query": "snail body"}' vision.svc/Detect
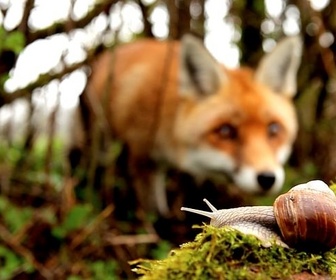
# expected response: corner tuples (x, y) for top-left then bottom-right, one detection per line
(181, 180), (336, 250)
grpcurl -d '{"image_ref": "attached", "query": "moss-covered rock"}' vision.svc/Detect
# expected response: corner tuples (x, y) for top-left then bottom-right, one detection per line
(132, 225), (336, 279)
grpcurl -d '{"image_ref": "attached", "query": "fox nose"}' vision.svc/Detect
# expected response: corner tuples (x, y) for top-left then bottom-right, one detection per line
(257, 172), (276, 191)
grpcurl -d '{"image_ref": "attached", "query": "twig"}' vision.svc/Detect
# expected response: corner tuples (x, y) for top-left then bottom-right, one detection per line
(0, 223), (53, 279)
(16, 0), (118, 44)
(17, 0), (34, 39)
(69, 204), (114, 249)
(135, 0), (154, 37)
(60, 177), (78, 217)
(105, 233), (159, 246)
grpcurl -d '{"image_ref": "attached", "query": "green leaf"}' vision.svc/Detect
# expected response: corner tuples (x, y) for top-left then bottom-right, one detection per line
(3, 206), (33, 234)
(3, 31), (25, 54)
(0, 196), (8, 211)
(90, 260), (118, 279)
(0, 245), (34, 279)
(52, 204), (93, 238)
(63, 204), (93, 230)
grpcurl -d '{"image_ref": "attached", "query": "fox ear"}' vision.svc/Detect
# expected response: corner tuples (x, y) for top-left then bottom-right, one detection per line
(255, 36), (302, 98)
(179, 34), (224, 98)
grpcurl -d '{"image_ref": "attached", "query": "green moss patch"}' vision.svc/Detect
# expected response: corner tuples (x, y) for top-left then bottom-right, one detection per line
(131, 225), (336, 279)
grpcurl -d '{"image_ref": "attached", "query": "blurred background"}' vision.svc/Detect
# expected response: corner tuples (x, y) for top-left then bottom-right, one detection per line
(0, 0), (335, 278)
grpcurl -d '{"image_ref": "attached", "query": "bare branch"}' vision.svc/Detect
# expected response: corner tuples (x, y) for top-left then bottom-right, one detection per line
(27, 0), (118, 43)
(0, 48), (101, 107)
(136, 0), (154, 37)
(17, 0), (34, 38)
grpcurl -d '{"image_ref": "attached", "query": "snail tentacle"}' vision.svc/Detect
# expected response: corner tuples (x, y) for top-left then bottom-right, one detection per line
(203, 198), (217, 212)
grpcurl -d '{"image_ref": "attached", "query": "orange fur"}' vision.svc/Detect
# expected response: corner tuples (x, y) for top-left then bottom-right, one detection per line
(83, 35), (302, 215)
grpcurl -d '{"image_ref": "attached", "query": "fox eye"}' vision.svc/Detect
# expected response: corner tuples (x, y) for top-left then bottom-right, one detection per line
(216, 124), (238, 140)
(268, 122), (281, 137)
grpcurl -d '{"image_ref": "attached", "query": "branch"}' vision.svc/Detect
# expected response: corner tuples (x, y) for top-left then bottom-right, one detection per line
(0, 0), (120, 107)
(0, 46), (103, 107)
(26, 0), (118, 43)
(17, 0), (34, 38)
(135, 0), (154, 37)
(70, 204), (114, 249)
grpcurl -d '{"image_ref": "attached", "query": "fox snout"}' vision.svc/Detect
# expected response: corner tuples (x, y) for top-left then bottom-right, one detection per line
(233, 166), (285, 195)
(257, 172), (276, 191)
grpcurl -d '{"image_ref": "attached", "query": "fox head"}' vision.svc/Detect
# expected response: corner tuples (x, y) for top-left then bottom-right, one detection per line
(174, 35), (302, 195)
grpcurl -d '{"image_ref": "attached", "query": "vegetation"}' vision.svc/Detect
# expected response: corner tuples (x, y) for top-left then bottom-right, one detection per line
(134, 183), (336, 279)
(133, 225), (336, 279)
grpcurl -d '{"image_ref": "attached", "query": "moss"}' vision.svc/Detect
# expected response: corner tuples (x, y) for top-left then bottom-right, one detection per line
(131, 225), (336, 279)
(330, 181), (336, 193)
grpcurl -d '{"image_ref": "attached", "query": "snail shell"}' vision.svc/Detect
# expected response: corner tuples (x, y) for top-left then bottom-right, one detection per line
(274, 180), (336, 250)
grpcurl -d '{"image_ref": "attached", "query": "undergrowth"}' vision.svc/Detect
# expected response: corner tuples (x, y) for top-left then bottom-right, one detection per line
(132, 225), (336, 279)
(0, 140), (172, 279)
(1, 139), (335, 279)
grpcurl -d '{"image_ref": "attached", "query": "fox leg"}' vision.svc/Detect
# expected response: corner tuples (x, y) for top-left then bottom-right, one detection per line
(153, 168), (169, 216)
(129, 157), (169, 218)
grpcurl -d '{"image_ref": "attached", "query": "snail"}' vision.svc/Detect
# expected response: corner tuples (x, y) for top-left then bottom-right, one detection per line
(181, 180), (336, 250)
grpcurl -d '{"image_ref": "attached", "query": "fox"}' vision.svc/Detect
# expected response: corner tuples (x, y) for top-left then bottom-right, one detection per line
(78, 34), (302, 216)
